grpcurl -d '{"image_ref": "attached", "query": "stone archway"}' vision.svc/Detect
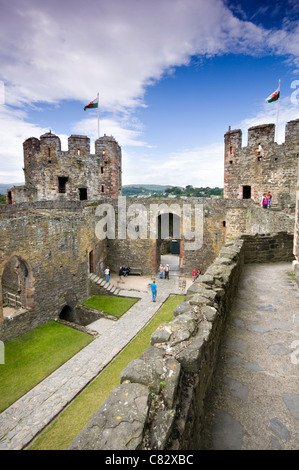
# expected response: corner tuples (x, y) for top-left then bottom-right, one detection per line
(1, 255), (35, 311)
(156, 212), (181, 275)
(59, 305), (74, 322)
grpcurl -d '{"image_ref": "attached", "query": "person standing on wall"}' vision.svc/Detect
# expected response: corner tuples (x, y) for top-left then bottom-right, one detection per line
(261, 193), (269, 209)
(267, 191), (272, 209)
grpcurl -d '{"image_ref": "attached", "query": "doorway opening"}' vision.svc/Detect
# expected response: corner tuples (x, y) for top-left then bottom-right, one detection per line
(79, 187), (88, 201)
(157, 213), (181, 276)
(58, 176), (69, 193)
(89, 250), (95, 274)
(242, 185), (251, 199)
(59, 305), (74, 322)
(1, 255), (34, 312)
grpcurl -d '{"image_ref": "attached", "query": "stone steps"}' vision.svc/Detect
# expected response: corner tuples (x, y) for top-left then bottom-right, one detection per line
(89, 274), (120, 295)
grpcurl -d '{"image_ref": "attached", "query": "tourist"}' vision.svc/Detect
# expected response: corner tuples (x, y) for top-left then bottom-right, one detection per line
(196, 269), (202, 279)
(267, 191), (272, 209)
(261, 193), (269, 209)
(104, 266), (110, 282)
(158, 264), (164, 279)
(192, 269), (196, 282)
(164, 264), (170, 280)
(151, 280), (157, 302)
(119, 266), (124, 283)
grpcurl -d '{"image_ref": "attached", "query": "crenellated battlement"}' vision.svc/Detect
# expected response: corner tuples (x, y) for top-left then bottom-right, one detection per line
(8, 132), (122, 204)
(224, 119), (299, 210)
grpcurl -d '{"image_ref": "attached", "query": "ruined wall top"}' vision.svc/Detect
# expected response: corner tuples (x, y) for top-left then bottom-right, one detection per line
(23, 132), (120, 155)
(223, 118), (299, 209)
(7, 131), (122, 204)
(225, 119), (299, 148)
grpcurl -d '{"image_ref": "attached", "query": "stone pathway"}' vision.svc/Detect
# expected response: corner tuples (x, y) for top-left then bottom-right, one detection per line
(202, 263), (299, 450)
(0, 276), (187, 450)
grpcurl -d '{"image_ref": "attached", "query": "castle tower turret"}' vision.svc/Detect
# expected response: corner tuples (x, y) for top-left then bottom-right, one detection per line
(95, 134), (122, 198)
(224, 128), (242, 199)
(247, 123), (275, 147)
(285, 119), (299, 147)
(68, 135), (90, 157)
(23, 137), (41, 185)
(40, 132), (61, 164)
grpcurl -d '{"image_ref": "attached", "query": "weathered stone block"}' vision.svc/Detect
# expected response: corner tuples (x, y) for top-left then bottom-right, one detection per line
(175, 321), (213, 372)
(140, 346), (165, 377)
(150, 324), (172, 345)
(187, 294), (214, 307)
(163, 358), (181, 409)
(69, 383), (150, 450)
(173, 301), (192, 317)
(201, 305), (218, 322)
(121, 359), (161, 394)
(150, 409), (176, 450)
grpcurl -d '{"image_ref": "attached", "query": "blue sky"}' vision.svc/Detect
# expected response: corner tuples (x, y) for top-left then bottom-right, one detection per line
(0, 0), (298, 187)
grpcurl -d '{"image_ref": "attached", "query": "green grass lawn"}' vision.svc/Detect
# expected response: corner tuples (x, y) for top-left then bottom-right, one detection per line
(0, 321), (93, 413)
(82, 295), (139, 318)
(28, 295), (185, 450)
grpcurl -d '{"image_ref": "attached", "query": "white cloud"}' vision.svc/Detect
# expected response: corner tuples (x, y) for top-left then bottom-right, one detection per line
(0, 104), (70, 183)
(0, 105), (45, 182)
(0, 0), (298, 110)
(237, 93), (299, 145)
(123, 142), (224, 187)
(0, 0), (298, 185)
(72, 116), (150, 148)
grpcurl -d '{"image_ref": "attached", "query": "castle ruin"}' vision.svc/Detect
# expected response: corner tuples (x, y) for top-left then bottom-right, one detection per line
(0, 117), (298, 451)
(0, 119), (298, 342)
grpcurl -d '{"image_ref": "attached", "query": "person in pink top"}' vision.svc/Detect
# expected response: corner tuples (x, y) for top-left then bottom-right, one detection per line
(261, 193), (269, 209)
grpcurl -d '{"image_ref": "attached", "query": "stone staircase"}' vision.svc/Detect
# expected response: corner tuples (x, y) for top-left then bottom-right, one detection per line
(89, 273), (120, 295)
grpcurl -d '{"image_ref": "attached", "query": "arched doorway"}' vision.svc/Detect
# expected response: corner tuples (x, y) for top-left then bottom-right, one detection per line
(59, 305), (74, 322)
(157, 213), (181, 276)
(1, 255), (34, 311)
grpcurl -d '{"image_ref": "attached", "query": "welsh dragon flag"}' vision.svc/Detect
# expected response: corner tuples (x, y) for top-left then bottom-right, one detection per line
(84, 97), (98, 111)
(266, 88), (280, 103)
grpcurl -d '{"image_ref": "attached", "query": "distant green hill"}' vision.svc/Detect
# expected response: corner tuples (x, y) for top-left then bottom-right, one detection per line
(122, 184), (223, 198)
(122, 184), (175, 197)
(0, 183), (24, 195)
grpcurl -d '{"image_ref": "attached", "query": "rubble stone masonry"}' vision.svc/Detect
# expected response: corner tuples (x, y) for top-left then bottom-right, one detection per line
(224, 120), (299, 212)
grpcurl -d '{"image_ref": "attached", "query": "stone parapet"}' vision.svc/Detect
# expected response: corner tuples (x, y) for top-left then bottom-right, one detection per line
(70, 232), (293, 450)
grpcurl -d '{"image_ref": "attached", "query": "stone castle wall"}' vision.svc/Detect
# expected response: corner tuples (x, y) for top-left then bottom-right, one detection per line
(105, 197), (294, 275)
(69, 232), (294, 450)
(0, 201), (109, 342)
(7, 133), (122, 205)
(224, 119), (299, 212)
(0, 196), (294, 342)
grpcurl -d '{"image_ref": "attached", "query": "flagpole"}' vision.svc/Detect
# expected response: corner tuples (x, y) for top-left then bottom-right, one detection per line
(97, 92), (100, 138)
(275, 79), (280, 143)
